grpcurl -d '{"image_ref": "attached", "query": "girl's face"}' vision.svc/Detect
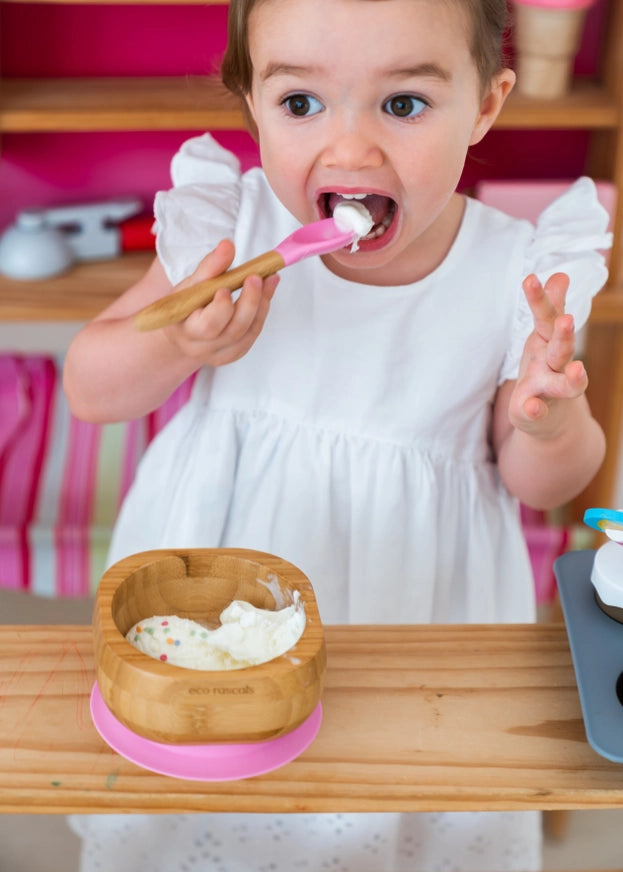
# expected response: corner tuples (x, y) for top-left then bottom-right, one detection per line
(246, 0), (514, 286)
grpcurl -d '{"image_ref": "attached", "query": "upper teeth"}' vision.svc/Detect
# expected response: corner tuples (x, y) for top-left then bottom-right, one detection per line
(341, 193), (368, 200)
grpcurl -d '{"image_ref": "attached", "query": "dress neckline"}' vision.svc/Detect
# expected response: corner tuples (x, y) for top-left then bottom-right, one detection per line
(315, 195), (481, 293)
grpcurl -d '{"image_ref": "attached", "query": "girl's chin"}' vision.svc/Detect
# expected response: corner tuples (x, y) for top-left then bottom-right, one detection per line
(322, 244), (407, 284)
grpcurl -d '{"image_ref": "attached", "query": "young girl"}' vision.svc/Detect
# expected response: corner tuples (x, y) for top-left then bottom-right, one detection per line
(65, 0), (611, 869)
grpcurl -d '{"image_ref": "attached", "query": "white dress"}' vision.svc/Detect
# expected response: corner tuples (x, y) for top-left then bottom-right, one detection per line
(72, 135), (611, 872)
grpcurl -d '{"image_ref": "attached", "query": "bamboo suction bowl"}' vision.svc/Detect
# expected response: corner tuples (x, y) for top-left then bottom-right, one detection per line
(92, 548), (326, 745)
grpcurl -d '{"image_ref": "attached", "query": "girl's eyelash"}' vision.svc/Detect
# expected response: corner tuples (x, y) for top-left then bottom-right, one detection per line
(383, 93), (430, 120)
(280, 93), (324, 117)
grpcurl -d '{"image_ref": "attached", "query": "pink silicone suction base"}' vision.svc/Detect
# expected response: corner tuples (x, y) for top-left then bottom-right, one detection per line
(90, 683), (322, 781)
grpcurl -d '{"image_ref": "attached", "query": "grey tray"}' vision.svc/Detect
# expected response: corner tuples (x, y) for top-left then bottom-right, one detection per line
(555, 549), (623, 763)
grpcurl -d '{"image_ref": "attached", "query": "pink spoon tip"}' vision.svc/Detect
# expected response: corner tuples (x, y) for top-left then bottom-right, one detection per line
(275, 218), (356, 266)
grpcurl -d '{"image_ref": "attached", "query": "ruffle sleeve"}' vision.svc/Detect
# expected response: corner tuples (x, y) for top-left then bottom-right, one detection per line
(499, 177), (612, 384)
(153, 134), (242, 286)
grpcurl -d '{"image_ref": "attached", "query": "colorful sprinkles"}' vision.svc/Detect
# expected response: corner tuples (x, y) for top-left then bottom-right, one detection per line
(126, 613), (244, 670)
(131, 619), (184, 654)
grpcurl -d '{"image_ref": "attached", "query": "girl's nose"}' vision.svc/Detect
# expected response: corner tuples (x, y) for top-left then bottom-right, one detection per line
(320, 125), (384, 172)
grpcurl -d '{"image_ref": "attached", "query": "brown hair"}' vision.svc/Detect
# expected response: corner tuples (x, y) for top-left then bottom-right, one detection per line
(221, 0), (512, 102)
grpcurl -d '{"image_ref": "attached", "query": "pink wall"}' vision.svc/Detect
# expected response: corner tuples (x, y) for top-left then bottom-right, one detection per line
(0, 0), (608, 232)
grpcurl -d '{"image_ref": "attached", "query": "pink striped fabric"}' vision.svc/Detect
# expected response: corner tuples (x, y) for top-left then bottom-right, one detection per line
(55, 415), (102, 596)
(0, 354), (193, 597)
(0, 356), (56, 590)
(0, 356), (56, 526)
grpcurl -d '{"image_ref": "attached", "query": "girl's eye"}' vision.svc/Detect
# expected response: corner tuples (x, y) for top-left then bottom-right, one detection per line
(282, 93), (324, 117)
(383, 94), (427, 119)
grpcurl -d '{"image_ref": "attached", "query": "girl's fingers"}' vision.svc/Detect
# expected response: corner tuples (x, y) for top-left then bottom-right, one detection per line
(183, 286), (237, 339)
(515, 360), (588, 423)
(522, 272), (570, 340)
(542, 272), (570, 311)
(247, 274), (279, 330)
(262, 273), (280, 301)
(198, 275), (279, 366)
(522, 395), (548, 421)
(545, 313), (576, 372)
(522, 275), (555, 341)
(182, 240), (236, 288)
(183, 273), (277, 344)
(564, 358), (588, 392)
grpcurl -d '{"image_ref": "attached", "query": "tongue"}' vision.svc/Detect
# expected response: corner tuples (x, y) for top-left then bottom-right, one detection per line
(328, 194), (393, 227)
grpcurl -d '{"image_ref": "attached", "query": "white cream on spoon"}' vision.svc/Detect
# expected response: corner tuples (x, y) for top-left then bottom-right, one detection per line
(332, 200), (374, 252)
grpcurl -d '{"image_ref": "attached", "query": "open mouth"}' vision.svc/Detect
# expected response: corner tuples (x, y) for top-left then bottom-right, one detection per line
(320, 192), (397, 244)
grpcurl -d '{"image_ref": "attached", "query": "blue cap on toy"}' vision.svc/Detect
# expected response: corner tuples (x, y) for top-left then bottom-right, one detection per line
(584, 507), (623, 543)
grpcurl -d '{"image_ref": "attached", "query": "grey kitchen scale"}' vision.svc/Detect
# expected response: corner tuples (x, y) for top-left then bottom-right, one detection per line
(555, 532), (623, 764)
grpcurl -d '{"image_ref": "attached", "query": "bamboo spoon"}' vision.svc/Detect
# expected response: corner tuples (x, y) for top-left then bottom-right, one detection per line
(134, 214), (367, 331)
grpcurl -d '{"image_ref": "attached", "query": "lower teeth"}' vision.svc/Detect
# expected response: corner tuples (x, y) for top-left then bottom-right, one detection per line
(362, 214), (393, 240)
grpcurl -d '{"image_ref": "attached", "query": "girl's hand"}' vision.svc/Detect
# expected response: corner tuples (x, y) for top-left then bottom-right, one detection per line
(162, 239), (279, 367)
(508, 272), (588, 438)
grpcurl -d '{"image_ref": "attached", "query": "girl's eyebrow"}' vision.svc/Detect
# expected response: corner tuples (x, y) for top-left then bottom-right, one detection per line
(388, 63), (452, 83)
(259, 61), (452, 84)
(259, 63), (318, 82)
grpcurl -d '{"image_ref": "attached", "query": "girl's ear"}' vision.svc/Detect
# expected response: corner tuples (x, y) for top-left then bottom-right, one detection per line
(470, 68), (516, 146)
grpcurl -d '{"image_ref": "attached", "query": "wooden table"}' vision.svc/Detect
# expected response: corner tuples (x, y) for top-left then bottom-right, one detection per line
(0, 622), (622, 815)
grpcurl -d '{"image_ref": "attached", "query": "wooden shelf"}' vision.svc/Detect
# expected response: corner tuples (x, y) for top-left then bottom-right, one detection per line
(0, 76), (618, 134)
(0, 252), (152, 321)
(2, 621), (623, 814)
(498, 80), (620, 130)
(0, 77), (244, 133)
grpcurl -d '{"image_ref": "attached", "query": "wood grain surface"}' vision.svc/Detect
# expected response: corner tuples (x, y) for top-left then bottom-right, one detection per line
(0, 252), (152, 321)
(1, 622), (623, 814)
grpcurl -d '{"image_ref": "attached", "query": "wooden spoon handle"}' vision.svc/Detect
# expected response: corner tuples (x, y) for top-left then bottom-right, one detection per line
(134, 250), (285, 331)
